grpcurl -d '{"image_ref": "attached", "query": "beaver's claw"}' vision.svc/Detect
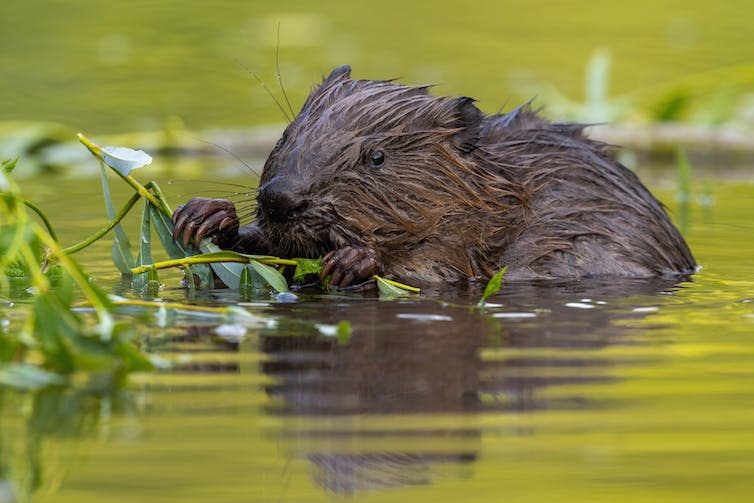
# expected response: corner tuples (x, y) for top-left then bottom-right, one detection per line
(172, 197), (240, 249)
(321, 246), (381, 291)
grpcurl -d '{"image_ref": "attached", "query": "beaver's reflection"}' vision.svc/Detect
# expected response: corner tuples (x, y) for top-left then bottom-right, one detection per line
(260, 278), (685, 493)
(261, 306), (481, 415)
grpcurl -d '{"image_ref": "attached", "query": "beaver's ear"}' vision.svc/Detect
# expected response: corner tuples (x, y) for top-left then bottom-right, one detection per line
(446, 97), (483, 153)
(323, 64), (351, 84)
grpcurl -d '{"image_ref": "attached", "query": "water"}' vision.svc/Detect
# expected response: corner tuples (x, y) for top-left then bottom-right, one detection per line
(3, 1), (754, 500)
(2, 166), (754, 502)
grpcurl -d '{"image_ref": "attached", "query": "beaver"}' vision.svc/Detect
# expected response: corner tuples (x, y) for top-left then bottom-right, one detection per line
(173, 65), (696, 289)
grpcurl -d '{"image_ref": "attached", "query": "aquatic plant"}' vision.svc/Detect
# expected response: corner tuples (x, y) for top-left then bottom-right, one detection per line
(519, 49), (754, 126)
(77, 134), (419, 296)
(0, 133), (422, 389)
(0, 159), (153, 389)
(476, 267), (507, 308)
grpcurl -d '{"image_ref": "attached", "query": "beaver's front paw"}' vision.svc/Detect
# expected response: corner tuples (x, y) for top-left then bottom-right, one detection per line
(321, 246), (382, 291)
(172, 197), (239, 248)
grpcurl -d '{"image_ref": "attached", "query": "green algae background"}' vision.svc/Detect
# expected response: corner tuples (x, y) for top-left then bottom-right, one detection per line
(2, 1), (754, 132)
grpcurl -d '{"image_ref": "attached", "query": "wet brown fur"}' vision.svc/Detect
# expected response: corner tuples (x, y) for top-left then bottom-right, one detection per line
(255, 66), (696, 282)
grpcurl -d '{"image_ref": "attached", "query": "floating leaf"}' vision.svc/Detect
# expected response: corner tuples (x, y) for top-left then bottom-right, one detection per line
(477, 267), (508, 308)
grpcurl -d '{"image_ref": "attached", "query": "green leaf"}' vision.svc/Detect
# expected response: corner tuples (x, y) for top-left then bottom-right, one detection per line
(293, 257), (324, 281)
(99, 162), (134, 274)
(192, 242), (290, 290)
(1, 158), (18, 175)
(100, 146), (153, 176)
(200, 240), (244, 289)
(477, 267), (508, 307)
(238, 264), (257, 292)
(249, 259), (289, 293)
(132, 198), (153, 292)
(374, 275), (420, 298)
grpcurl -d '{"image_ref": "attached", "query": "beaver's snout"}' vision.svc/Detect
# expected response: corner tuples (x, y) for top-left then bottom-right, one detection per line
(258, 177), (309, 222)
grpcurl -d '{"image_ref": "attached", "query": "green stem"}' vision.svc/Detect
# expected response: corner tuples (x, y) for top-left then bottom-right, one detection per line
(130, 255), (297, 274)
(144, 181), (173, 217)
(36, 229), (113, 337)
(108, 299), (240, 313)
(78, 133), (169, 216)
(63, 193), (141, 255)
(22, 200), (58, 242)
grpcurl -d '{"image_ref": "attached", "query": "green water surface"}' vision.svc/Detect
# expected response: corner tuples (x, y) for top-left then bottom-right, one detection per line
(2, 2), (754, 501)
(3, 1), (754, 131)
(2, 165), (754, 502)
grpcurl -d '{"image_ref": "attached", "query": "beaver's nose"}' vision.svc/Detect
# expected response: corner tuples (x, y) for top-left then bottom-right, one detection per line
(258, 178), (308, 222)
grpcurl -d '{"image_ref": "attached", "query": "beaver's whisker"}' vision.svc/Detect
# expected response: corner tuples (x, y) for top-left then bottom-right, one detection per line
(170, 178), (256, 190)
(235, 58), (293, 124)
(275, 23), (295, 118)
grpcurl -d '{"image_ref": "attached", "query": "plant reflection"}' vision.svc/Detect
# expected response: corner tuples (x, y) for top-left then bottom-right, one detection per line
(0, 378), (138, 502)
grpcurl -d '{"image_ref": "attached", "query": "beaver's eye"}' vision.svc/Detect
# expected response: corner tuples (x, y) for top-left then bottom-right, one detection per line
(369, 150), (386, 168)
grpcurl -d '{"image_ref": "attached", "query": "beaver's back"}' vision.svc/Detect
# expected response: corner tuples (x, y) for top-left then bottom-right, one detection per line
(472, 106), (696, 280)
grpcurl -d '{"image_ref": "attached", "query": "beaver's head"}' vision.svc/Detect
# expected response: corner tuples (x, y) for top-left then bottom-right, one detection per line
(255, 65), (494, 260)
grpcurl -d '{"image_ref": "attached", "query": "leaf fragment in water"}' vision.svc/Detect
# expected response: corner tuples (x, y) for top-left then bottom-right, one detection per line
(477, 267), (507, 307)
